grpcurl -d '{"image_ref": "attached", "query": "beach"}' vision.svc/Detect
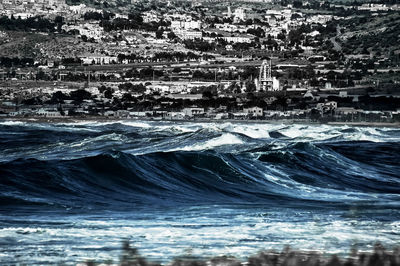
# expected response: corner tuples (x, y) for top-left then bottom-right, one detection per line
(2, 115), (400, 128)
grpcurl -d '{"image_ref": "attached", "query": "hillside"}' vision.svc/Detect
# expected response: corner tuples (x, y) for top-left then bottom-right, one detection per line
(338, 12), (400, 61)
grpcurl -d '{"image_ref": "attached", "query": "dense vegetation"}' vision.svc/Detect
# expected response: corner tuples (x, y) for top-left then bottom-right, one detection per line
(339, 13), (400, 60)
(0, 16), (63, 32)
(0, 57), (34, 67)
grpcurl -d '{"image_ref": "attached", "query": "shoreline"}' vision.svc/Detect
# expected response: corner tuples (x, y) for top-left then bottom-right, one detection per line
(1, 116), (400, 128)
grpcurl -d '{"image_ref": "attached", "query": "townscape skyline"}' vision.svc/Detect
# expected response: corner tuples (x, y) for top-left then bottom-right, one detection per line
(0, 0), (399, 124)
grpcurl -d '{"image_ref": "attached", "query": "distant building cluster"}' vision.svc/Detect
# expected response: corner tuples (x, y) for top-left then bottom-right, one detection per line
(0, 0), (67, 18)
(0, 0), (399, 123)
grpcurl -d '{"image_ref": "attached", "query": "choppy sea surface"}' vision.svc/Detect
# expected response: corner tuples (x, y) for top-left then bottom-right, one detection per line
(0, 120), (399, 265)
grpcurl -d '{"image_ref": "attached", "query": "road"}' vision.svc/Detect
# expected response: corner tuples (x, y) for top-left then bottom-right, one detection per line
(62, 58), (312, 73)
(330, 25), (342, 52)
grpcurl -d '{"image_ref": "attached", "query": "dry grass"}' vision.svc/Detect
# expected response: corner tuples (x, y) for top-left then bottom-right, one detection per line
(84, 241), (400, 266)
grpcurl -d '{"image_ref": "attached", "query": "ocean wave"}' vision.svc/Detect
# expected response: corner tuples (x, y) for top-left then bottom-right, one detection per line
(1, 145), (399, 210)
(178, 133), (244, 151)
(1, 120), (400, 265)
(1, 121), (400, 210)
(0, 121), (26, 126)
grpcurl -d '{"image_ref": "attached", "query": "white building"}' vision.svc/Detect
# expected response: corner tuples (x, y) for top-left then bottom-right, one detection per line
(80, 55), (117, 65)
(182, 107), (205, 117)
(69, 4), (97, 15)
(358, 4), (389, 11)
(244, 107), (263, 117)
(171, 20), (202, 30)
(36, 108), (63, 117)
(142, 11), (160, 23)
(316, 101), (337, 112)
(62, 23), (104, 40)
(222, 34), (253, 43)
(234, 8), (246, 21)
(215, 23), (238, 32)
(307, 15), (333, 24)
(175, 30), (202, 40)
(256, 60), (280, 91)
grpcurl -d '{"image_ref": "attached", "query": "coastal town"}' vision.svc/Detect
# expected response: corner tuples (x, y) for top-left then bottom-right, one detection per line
(0, 0), (400, 123)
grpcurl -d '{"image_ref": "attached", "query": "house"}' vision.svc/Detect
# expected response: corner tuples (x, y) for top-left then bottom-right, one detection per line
(80, 55), (117, 65)
(335, 107), (359, 115)
(182, 107), (205, 117)
(62, 23), (104, 40)
(103, 110), (116, 116)
(36, 108), (63, 117)
(234, 7), (246, 21)
(358, 3), (389, 11)
(215, 23), (238, 32)
(316, 101), (337, 112)
(214, 113), (229, 120)
(222, 34), (253, 43)
(303, 90), (318, 100)
(14, 12), (34, 19)
(129, 111), (149, 117)
(116, 110), (130, 118)
(142, 11), (160, 23)
(232, 112), (248, 119)
(244, 107), (263, 117)
(165, 112), (185, 120)
(171, 20), (201, 30)
(175, 30), (202, 40)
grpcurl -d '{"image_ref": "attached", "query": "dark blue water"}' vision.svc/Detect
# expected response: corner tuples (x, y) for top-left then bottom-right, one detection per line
(0, 120), (399, 264)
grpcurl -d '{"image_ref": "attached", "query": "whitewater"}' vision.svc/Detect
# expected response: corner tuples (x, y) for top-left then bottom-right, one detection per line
(0, 120), (399, 264)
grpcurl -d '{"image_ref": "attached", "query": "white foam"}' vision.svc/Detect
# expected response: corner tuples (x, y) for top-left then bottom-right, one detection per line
(4, 210), (399, 264)
(152, 124), (201, 133)
(278, 124), (341, 141)
(31, 123), (99, 133)
(0, 121), (25, 126)
(119, 121), (152, 128)
(60, 121), (119, 126)
(335, 126), (386, 142)
(69, 133), (127, 148)
(191, 122), (286, 139)
(171, 125), (199, 133)
(229, 125), (269, 139)
(178, 133), (243, 151)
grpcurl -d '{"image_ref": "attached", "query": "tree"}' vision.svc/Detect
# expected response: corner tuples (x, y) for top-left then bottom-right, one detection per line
(104, 89), (113, 99)
(50, 91), (68, 104)
(293, 0), (303, 8)
(70, 89), (92, 103)
(172, 67), (182, 73)
(128, 12), (143, 25)
(156, 30), (163, 39)
(277, 31), (286, 41)
(54, 16), (64, 24)
(247, 27), (265, 38)
(246, 81), (256, 92)
(122, 93), (135, 102)
(167, 31), (176, 40)
(83, 12), (103, 21)
(202, 90), (213, 99)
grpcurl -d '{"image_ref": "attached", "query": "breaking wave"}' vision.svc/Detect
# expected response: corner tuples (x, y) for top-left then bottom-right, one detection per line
(1, 121), (399, 211)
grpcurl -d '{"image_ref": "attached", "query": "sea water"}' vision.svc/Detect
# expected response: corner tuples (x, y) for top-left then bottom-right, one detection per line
(0, 121), (399, 264)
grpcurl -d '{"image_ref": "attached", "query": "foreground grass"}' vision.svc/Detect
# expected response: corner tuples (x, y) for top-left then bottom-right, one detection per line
(82, 241), (400, 266)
